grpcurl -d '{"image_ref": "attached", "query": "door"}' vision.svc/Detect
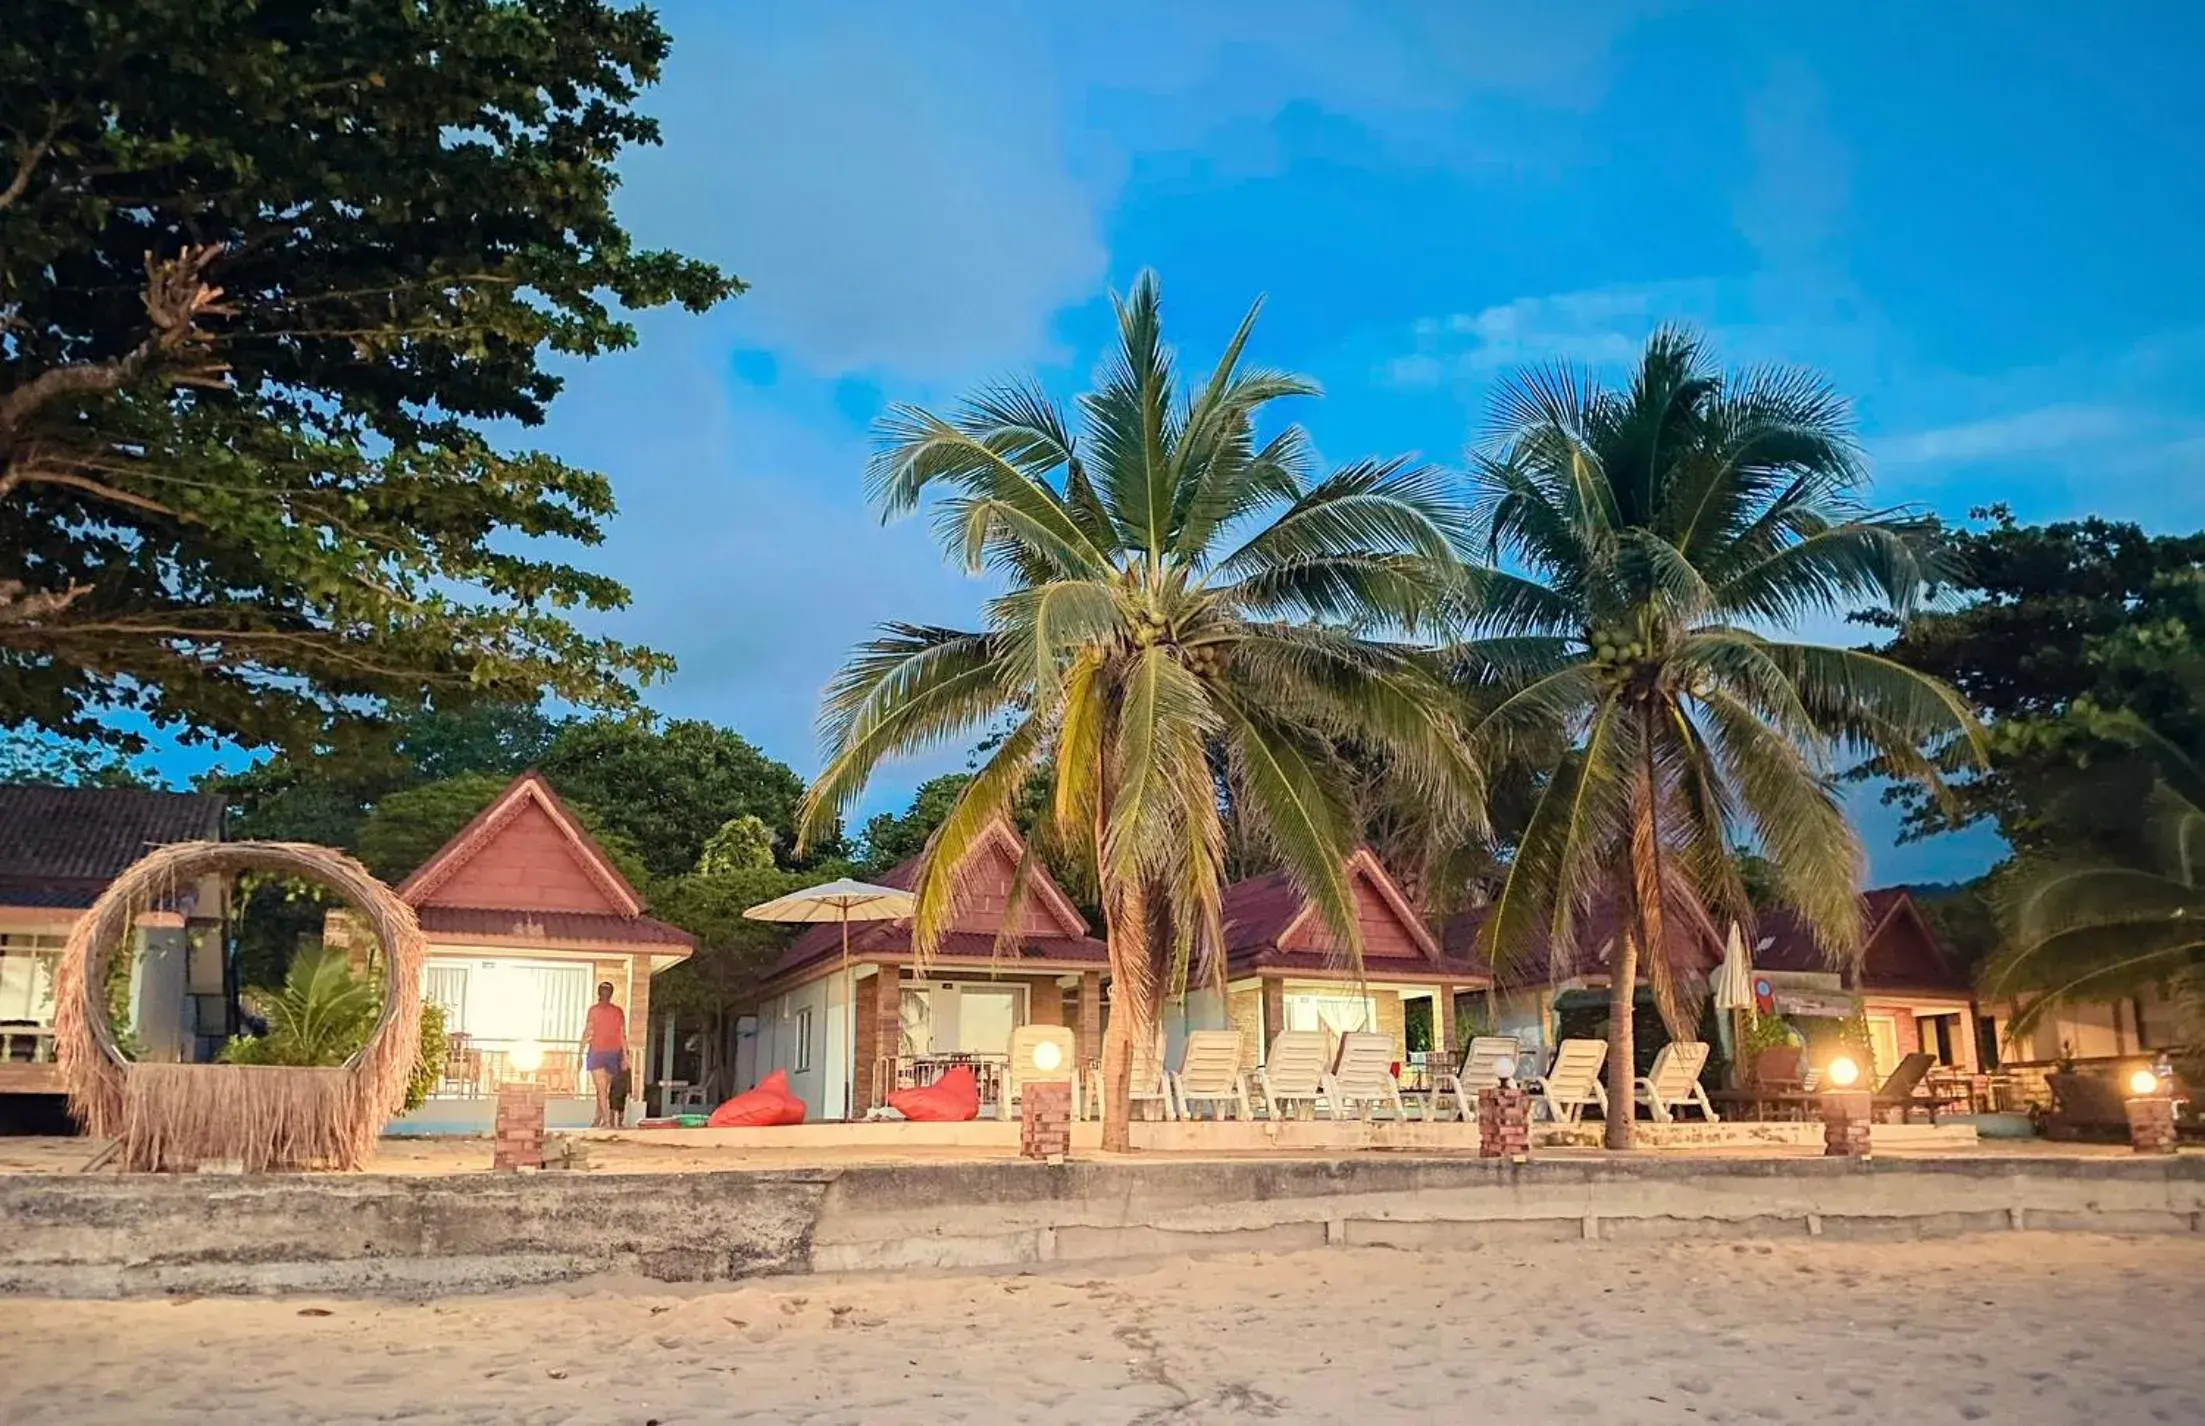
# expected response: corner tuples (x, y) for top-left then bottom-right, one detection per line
(954, 985), (1021, 1054)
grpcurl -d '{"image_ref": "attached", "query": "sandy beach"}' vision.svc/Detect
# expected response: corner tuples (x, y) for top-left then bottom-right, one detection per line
(3, 1232), (2199, 1424)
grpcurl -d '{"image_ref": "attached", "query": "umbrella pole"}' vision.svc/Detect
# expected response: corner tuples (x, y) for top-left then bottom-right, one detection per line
(842, 909), (854, 1120)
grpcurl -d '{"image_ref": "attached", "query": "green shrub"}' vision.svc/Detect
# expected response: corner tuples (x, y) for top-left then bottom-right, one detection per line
(219, 946), (446, 1111)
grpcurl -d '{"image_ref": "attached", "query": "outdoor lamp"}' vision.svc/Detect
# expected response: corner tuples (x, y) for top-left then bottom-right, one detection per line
(1493, 1055), (1518, 1084)
(1032, 1039), (1064, 1074)
(2130, 1067), (2161, 1097)
(509, 1039), (544, 1074)
(1826, 1055), (1861, 1089)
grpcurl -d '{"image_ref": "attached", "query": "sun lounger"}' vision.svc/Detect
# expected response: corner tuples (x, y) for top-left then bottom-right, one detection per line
(1633, 1040), (1718, 1122)
(1080, 1026), (1179, 1121)
(1168, 1029), (1253, 1120)
(1323, 1031), (1407, 1120)
(1258, 1030), (1330, 1119)
(1872, 1052), (1961, 1123)
(1523, 1038), (1608, 1123)
(1434, 1036), (1522, 1123)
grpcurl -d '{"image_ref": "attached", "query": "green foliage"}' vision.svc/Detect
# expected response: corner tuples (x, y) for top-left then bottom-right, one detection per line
(221, 946), (445, 1111)
(1797, 1004), (1878, 1080)
(221, 946), (378, 1067)
(648, 863), (855, 1020)
(354, 774), (511, 884)
(801, 270), (1482, 1084)
(1455, 327), (1981, 1145)
(856, 774), (972, 874)
(1864, 508), (2205, 860)
(0, 732), (157, 787)
(1740, 1010), (1801, 1060)
(697, 814), (777, 875)
(407, 1002), (449, 1115)
(541, 719), (831, 879)
(1, 1), (738, 755)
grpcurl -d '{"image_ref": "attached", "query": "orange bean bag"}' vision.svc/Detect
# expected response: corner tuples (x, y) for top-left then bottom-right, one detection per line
(707, 1068), (807, 1127)
(888, 1064), (980, 1122)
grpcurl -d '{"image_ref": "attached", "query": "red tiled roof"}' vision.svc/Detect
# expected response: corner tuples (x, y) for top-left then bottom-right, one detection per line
(1755, 888), (1968, 995)
(1220, 871), (1304, 952)
(1441, 898), (1722, 991)
(413, 906), (695, 948)
(1222, 851), (1482, 981)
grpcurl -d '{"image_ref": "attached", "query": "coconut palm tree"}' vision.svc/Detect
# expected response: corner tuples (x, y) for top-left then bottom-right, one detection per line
(1986, 715), (2205, 1046)
(1458, 327), (1984, 1148)
(799, 273), (1483, 1149)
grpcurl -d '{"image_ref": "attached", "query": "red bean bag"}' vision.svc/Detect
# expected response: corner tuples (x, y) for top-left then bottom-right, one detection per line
(707, 1069), (807, 1128)
(888, 1065), (980, 1122)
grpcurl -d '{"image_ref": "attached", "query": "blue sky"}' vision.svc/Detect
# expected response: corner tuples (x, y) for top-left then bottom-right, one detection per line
(200, 4), (2205, 881)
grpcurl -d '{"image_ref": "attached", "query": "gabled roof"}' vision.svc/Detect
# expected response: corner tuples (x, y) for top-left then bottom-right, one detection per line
(394, 772), (693, 951)
(0, 786), (224, 910)
(1224, 849), (1482, 980)
(771, 820), (1103, 980)
(396, 771), (642, 916)
(1440, 897), (1722, 992)
(1755, 887), (1969, 996)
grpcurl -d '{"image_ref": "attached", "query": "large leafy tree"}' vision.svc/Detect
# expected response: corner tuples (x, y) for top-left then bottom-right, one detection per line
(800, 273), (1482, 1150)
(1459, 328), (1982, 1148)
(1863, 509), (2205, 860)
(1, 0), (735, 755)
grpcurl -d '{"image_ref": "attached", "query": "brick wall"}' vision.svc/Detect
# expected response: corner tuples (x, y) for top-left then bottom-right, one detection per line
(1227, 988), (1263, 1070)
(1373, 990), (1406, 1063)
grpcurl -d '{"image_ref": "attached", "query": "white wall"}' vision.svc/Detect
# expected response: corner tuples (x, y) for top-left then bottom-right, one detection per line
(752, 976), (851, 1121)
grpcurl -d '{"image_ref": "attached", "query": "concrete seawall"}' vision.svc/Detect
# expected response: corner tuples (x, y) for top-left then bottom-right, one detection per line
(3, 1154), (2201, 1298)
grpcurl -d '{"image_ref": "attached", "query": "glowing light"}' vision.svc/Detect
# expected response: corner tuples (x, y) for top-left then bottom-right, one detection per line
(1032, 1039), (1064, 1074)
(1826, 1056), (1861, 1089)
(2130, 1068), (2161, 1097)
(509, 1040), (544, 1074)
(1493, 1055), (1517, 1082)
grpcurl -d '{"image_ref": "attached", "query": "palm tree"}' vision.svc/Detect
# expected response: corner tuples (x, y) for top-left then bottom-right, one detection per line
(799, 273), (1482, 1149)
(1986, 716), (2205, 1046)
(1458, 327), (1983, 1148)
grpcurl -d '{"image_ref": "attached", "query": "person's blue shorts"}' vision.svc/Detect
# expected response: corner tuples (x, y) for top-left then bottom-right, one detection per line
(585, 1049), (623, 1075)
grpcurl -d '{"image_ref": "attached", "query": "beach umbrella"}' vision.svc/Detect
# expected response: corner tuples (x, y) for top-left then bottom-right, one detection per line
(744, 879), (917, 1118)
(743, 878), (916, 967)
(1713, 922), (1755, 1072)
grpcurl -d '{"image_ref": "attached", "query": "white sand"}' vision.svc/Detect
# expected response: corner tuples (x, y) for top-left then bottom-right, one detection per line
(4, 1233), (2200, 1424)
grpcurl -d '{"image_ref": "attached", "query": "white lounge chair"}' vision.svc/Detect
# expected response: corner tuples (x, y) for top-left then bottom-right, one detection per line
(1080, 1027), (1179, 1121)
(1258, 1030), (1330, 1120)
(1000, 1024), (1079, 1122)
(1434, 1035), (1523, 1123)
(1324, 1031), (1407, 1121)
(1167, 1029), (1252, 1120)
(1524, 1038), (1608, 1123)
(1633, 1040), (1719, 1123)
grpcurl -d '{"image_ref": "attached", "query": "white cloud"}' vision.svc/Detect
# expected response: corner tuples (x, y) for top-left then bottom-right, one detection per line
(1379, 281), (1719, 386)
(1873, 405), (2138, 466)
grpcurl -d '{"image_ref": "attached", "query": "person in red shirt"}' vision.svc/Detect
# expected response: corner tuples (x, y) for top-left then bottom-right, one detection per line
(580, 982), (626, 1128)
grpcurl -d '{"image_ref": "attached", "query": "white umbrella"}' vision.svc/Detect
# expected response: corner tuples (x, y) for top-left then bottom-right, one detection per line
(1713, 921), (1755, 1074)
(744, 879), (917, 1118)
(1714, 922), (1755, 1012)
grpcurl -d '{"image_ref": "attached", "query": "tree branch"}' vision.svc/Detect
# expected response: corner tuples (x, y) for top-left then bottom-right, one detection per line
(0, 245), (231, 435)
(0, 117), (60, 213)
(0, 580), (92, 626)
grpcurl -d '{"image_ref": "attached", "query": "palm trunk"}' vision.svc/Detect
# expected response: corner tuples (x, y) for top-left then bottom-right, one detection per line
(1611, 701), (1667, 1151)
(1099, 882), (1135, 1153)
(1604, 929), (1639, 1150)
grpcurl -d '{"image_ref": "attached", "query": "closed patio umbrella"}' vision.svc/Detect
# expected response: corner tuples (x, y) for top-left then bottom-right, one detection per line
(744, 879), (917, 1117)
(1714, 922), (1755, 1075)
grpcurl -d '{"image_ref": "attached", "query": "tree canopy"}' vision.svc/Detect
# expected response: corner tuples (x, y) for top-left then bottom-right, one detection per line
(2, 0), (736, 755)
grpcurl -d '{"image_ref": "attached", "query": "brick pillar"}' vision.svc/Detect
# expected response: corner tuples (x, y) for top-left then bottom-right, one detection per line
(2127, 1094), (2178, 1154)
(1822, 1090), (1873, 1157)
(1261, 978), (1285, 1058)
(1478, 1084), (1529, 1160)
(868, 964), (905, 1108)
(1020, 1080), (1071, 1161)
(1076, 971), (1102, 1074)
(493, 1085), (547, 1170)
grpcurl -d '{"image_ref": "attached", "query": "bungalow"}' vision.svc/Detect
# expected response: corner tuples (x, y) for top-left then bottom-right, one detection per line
(742, 819), (1108, 1122)
(329, 771), (694, 1132)
(1754, 889), (1982, 1074)
(1204, 849), (1491, 1076)
(0, 786), (229, 1099)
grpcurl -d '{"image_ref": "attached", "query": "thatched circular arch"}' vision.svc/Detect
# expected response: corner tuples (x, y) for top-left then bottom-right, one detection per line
(56, 841), (423, 1172)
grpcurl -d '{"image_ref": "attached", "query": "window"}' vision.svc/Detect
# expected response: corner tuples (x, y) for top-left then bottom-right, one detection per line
(794, 1006), (814, 1072)
(424, 964), (470, 1024)
(532, 965), (592, 1042)
(1285, 993), (1377, 1037)
(0, 933), (64, 1024)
